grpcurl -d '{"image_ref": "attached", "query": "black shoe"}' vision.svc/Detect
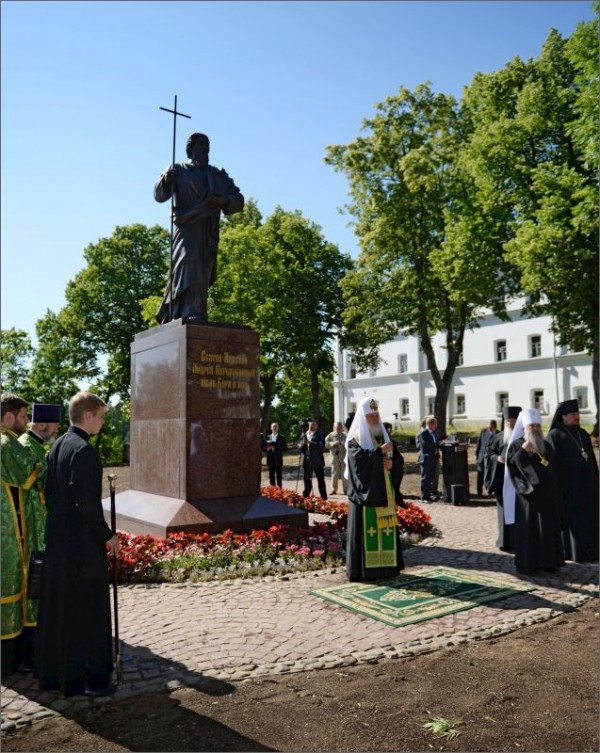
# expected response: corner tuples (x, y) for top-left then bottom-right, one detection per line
(84, 683), (117, 698)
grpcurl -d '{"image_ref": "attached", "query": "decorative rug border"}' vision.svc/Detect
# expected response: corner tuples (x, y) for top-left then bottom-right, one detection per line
(310, 565), (535, 627)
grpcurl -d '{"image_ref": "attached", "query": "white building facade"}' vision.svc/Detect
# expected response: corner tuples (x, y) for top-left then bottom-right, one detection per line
(333, 299), (596, 430)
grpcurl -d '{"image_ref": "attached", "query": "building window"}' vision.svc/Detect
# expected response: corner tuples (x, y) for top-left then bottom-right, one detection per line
(496, 392), (509, 415)
(530, 335), (542, 358)
(399, 354), (408, 373)
(455, 395), (466, 414)
(495, 340), (507, 362)
(457, 351), (464, 366)
(348, 357), (356, 379)
(532, 389), (545, 413)
(400, 398), (410, 417)
(427, 396), (435, 415)
(573, 387), (589, 410)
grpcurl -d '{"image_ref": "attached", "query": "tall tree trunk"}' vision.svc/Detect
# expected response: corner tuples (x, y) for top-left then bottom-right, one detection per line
(260, 373), (276, 435)
(592, 347), (599, 437)
(419, 307), (466, 439)
(309, 359), (323, 429)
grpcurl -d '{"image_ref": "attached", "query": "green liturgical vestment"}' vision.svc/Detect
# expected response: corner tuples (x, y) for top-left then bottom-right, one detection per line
(1, 429), (46, 639)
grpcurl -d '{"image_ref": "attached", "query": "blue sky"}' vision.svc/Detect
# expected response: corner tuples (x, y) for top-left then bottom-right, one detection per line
(1, 0), (594, 342)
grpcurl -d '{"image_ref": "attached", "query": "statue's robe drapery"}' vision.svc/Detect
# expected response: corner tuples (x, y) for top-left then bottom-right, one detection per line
(346, 439), (405, 581)
(154, 162), (244, 323)
(1, 429), (44, 640)
(547, 425), (599, 563)
(506, 439), (564, 575)
(36, 427), (114, 696)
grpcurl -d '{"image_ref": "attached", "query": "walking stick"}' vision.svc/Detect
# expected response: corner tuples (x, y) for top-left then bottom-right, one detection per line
(107, 473), (122, 683)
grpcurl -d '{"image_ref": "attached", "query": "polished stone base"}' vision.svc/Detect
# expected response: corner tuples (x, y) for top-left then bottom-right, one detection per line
(101, 490), (308, 538)
(106, 320), (308, 537)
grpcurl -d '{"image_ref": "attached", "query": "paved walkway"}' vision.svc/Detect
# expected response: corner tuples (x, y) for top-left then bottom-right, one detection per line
(2, 500), (598, 733)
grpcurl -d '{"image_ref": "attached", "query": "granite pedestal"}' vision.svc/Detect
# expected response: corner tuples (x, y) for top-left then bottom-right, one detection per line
(102, 320), (307, 536)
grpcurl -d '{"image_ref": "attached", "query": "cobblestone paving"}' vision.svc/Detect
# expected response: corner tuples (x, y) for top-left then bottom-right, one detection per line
(2, 501), (597, 733)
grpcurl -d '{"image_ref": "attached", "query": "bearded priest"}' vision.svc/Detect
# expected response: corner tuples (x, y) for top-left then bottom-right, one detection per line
(548, 399), (599, 563)
(344, 397), (407, 582)
(505, 408), (564, 576)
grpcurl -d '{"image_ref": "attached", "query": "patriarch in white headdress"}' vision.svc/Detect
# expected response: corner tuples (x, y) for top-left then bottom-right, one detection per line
(502, 407), (542, 524)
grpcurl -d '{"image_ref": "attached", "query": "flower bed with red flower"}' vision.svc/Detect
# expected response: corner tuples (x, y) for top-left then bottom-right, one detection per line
(111, 487), (432, 583)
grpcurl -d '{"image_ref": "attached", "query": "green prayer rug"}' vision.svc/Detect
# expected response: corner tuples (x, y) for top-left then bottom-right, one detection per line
(310, 566), (534, 627)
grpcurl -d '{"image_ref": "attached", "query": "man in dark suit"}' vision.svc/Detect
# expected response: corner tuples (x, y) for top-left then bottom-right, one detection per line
(262, 422), (288, 488)
(299, 419), (328, 500)
(475, 419), (499, 495)
(417, 416), (439, 502)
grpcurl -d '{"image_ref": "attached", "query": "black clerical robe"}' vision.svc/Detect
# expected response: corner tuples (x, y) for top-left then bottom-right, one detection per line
(346, 439), (406, 581)
(506, 439), (564, 575)
(35, 427), (114, 696)
(485, 432), (514, 550)
(547, 425), (599, 563)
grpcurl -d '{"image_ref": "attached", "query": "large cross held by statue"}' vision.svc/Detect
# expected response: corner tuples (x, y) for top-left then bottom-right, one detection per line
(159, 95), (191, 323)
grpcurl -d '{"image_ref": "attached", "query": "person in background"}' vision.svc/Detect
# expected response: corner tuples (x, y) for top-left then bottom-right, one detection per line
(36, 392), (120, 697)
(548, 399), (598, 563)
(345, 397), (406, 581)
(19, 403), (62, 529)
(262, 422), (288, 488)
(475, 419), (499, 496)
(325, 422), (347, 495)
(416, 416), (439, 503)
(1, 393), (44, 676)
(299, 419), (328, 500)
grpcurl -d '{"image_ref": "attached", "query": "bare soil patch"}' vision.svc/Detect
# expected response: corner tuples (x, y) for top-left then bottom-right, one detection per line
(4, 599), (598, 752)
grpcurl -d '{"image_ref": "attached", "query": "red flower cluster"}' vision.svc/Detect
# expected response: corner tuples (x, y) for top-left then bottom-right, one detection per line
(396, 501), (433, 534)
(107, 491), (432, 584)
(261, 486), (432, 537)
(111, 520), (343, 584)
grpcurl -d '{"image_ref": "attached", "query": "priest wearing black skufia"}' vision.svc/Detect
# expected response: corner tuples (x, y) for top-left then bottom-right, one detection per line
(547, 399), (599, 563)
(344, 397), (406, 582)
(505, 408), (564, 576)
(485, 405), (521, 552)
(35, 392), (120, 697)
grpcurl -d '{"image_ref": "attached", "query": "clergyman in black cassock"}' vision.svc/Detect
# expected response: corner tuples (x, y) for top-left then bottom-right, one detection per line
(35, 393), (118, 697)
(345, 397), (406, 582)
(506, 410), (564, 576)
(547, 399), (599, 563)
(485, 406), (521, 551)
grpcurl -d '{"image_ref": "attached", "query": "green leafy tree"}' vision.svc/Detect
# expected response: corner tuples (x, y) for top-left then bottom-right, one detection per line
(326, 84), (513, 435)
(270, 362), (335, 438)
(210, 201), (351, 432)
(0, 328), (34, 397)
(260, 208), (351, 430)
(58, 223), (170, 402)
(463, 21), (599, 428)
(27, 310), (82, 427)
